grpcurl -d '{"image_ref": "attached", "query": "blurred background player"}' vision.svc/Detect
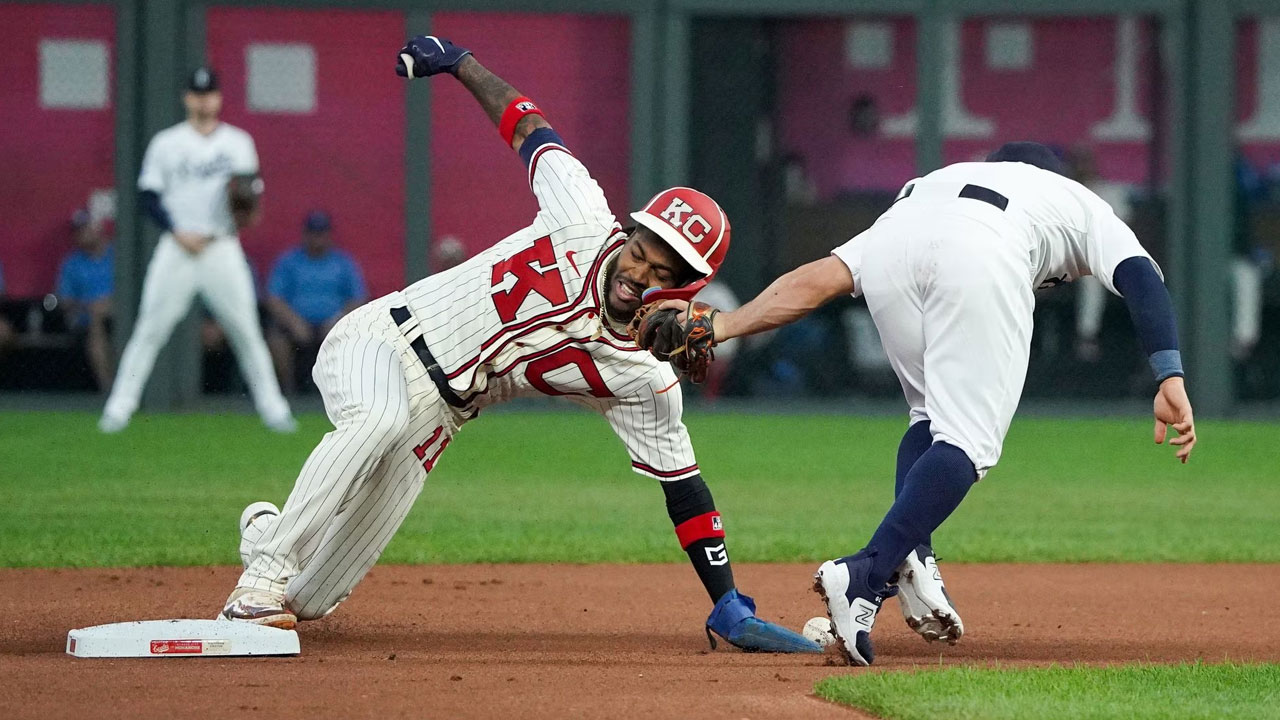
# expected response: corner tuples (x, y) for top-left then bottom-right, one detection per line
(265, 210), (368, 395)
(99, 67), (294, 433)
(55, 209), (115, 392)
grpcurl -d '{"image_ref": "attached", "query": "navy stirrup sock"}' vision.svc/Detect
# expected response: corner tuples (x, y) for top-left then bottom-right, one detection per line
(894, 421), (936, 547)
(866, 441), (977, 588)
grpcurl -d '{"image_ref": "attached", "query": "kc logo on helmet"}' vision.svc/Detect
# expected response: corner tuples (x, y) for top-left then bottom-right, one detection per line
(659, 198), (713, 245)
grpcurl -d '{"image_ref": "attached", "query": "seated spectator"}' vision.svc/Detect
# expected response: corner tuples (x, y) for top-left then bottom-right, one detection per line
(55, 209), (115, 391)
(0, 260), (13, 356)
(265, 211), (368, 393)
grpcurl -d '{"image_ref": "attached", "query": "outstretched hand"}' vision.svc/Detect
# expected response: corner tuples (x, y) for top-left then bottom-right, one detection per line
(1153, 377), (1196, 463)
(396, 36), (472, 78)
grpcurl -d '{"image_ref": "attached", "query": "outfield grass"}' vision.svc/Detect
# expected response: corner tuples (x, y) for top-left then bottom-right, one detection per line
(815, 662), (1280, 720)
(0, 410), (1273, 567)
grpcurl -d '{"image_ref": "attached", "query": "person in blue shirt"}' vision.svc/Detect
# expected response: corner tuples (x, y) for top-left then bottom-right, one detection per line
(266, 210), (368, 393)
(55, 210), (115, 390)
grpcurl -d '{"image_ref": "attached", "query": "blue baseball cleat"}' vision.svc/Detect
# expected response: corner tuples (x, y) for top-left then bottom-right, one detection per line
(705, 589), (823, 654)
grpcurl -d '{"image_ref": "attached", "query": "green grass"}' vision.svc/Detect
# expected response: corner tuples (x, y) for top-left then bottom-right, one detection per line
(815, 662), (1280, 720)
(0, 410), (1274, 567)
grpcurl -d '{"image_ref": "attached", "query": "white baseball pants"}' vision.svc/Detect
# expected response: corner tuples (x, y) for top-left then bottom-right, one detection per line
(859, 212), (1035, 477)
(103, 234), (291, 424)
(239, 294), (457, 619)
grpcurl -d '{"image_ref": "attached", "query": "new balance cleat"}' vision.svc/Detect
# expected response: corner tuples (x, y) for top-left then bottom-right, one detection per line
(813, 551), (898, 666)
(895, 545), (963, 645)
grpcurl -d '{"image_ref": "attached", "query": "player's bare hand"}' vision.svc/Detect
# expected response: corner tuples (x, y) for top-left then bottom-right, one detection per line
(396, 36), (472, 78)
(650, 298), (691, 322)
(1153, 376), (1196, 463)
(174, 231), (209, 255)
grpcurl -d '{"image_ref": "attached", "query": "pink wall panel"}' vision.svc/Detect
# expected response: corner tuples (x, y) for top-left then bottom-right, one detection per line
(428, 13), (631, 259)
(777, 18), (917, 196)
(941, 17), (1157, 180)
(206, 8), (405, 295)
(778, 16), (1280, 197)
(0, 4), (114, 297)
(1236, 19), (1280, 170)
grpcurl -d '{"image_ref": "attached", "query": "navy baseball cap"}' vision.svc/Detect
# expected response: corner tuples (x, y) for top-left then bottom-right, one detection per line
(986, 141), (1066, 175)
(187, 66), (219, 93)
(304, 210), (332, 232)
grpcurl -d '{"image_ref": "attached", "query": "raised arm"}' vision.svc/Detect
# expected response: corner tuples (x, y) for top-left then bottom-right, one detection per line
(396, 35), (614, 231)
(396, 36), (550, 150)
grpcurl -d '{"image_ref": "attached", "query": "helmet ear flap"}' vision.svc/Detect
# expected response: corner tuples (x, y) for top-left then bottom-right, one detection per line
(638, 277), (710, 305)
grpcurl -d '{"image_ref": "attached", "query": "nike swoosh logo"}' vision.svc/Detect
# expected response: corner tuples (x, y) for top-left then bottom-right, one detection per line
(565, 250), (582, 277)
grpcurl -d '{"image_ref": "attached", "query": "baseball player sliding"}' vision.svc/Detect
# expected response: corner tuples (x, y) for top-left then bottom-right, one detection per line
(100, 67), (294, 434)
(633, 142), (1198, 665)
(219, 36), (820, 654)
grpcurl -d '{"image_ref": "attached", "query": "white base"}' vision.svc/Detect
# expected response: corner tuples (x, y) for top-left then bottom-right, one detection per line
(67, 619), (300, 658)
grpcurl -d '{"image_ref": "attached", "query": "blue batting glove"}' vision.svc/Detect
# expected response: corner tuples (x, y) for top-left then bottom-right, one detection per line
(396, 36), (472, 78)
(705, 589), (823, 654)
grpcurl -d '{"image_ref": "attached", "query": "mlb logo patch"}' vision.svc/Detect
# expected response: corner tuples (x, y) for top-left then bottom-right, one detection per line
(516, 101), (537, 112)
(712, 516), (722, 531)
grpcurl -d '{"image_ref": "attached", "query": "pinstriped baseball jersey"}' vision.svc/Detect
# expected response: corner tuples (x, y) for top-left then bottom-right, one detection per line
(399, 133), (698, 480)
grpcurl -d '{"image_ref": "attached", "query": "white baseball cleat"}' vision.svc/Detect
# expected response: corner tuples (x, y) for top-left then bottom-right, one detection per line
(220, 587), (296, 630)
(98, 413), (129, 434)
(895, 545), (964, 645)
(238, 501), (280, 568)
(813, 551), (898, 666)
(263, 414), (298, 434)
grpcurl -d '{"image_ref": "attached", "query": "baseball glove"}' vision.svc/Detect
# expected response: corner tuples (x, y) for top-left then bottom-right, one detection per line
(627, 301), (719, 383)
(227, 173), (264, 229)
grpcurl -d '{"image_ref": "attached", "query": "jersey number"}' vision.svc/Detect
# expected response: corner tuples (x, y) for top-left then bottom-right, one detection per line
(413, 426), (451, 473)
(524, 347), (614, 398)
(490, 235), (568, 324)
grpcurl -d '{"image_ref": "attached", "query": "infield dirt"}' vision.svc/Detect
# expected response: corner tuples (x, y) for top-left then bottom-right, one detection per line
(3, 563), (1277, 719)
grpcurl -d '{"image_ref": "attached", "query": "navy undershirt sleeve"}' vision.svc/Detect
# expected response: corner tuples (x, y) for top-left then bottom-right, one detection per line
(518, 127), (567, 168)
(139, 190), (173, 232)
(1112, 256), (1183, 381)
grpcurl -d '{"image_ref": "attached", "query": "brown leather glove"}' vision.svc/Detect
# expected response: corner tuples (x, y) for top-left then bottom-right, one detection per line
(627, 301), (719, 383)
(227, 173), (264, 229)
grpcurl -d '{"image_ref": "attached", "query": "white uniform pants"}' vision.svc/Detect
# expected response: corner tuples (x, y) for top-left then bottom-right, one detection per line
(239, 294), (458, 619)
(104, 234), (290, 423)
(859, 213), (1034, 477)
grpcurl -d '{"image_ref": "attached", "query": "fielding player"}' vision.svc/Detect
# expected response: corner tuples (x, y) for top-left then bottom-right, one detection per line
(635, 142), (1197, 665)
(100, 67), (294, 434)
(219, 36), (821, 655)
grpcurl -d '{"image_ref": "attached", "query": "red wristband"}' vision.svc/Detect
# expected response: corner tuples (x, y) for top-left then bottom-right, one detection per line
(674, 511), (725, 550)
(498, 96), (543, 147)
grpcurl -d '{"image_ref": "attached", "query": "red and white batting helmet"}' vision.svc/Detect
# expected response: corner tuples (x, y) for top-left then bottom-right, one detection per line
(629, 187), (731, 302)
